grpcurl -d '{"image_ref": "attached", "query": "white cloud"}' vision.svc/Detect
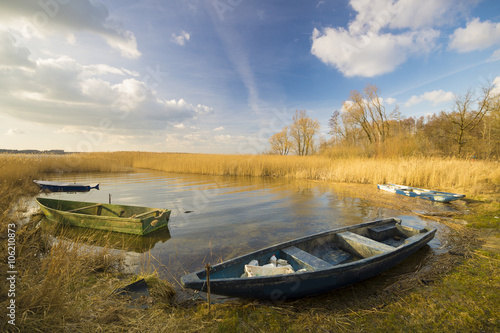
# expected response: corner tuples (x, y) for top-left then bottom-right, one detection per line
(404, 89), (454, 107)
(0, 53), (213, 131)
(171, 30), (190, 46)
(214, 135), (232, 143)
(449, 18), (500, 53)
(493, 76), (500, 95)
(6, 128), (25, 135)
(491, 49), (500, 61)
(0, 0), (141, 59)
(174, 124), (186, 129)
(311, 0), (475, 77)
(312, 27), (439, 77)
(213, 126), (224, 131)
(384, 97), (397, 105)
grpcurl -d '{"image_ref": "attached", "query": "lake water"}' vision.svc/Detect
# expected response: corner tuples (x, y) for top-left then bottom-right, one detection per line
(35, 169), (447, 293)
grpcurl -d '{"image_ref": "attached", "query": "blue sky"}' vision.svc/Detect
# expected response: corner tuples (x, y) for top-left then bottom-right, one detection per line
(1, 0), (500, 153)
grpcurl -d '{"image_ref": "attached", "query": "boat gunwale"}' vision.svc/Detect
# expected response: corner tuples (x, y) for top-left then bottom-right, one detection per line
(182, 218), (436, 285)
(36, 198), (170, 224)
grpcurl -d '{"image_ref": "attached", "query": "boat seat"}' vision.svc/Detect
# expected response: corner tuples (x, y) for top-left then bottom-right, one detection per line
(337, 232), (395, 258)
(368, 224), (397, 241)
(282, 246), (334, 271)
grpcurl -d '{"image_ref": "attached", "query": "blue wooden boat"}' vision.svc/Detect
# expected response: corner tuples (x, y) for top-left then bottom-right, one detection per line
(34, 180), (99, 192)
(377, 184), (465, 202)
(181, 218), (436, 300)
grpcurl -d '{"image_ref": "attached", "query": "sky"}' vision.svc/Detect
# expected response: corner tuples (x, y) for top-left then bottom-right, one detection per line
(1, 0), (500, 154)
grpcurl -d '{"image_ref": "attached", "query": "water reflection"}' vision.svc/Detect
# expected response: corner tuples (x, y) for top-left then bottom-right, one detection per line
(38, 170), (447, 284)
(43, 219), (171, 253)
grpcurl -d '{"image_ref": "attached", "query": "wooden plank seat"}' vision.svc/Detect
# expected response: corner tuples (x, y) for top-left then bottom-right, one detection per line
(368, 224), (397, 241)
(282, 246), (334, 271)
(337, 231), (395, 258)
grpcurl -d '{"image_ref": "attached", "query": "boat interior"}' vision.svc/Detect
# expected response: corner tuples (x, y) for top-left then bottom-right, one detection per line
(207, 221), (429, 279)
(39, 198), (161, 219)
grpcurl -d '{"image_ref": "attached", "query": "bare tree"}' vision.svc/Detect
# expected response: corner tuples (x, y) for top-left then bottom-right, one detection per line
(289, 110), (320, 155)
(341, 84), (390, 144)
(268, 126), (292, 155)
(446, 82), (499, 155)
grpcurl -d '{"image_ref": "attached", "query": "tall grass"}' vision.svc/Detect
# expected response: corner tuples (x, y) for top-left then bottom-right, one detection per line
(129, 152), (499, 193)
(1, 152), (497, 193)
(0, 153), (132, 186)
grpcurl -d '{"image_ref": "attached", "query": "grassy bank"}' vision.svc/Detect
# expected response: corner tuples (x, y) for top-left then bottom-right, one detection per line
(1, 152), (499, 332)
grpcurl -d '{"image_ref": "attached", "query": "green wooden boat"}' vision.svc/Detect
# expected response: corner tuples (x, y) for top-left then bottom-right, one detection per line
(36, 198), (171, 235)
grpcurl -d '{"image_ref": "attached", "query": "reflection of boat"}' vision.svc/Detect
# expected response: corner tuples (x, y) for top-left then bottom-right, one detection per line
(36, 198), (170, 235)
(181, 218), (436, 300)
(43, 219), (171, 253)
(34, 180), (99, 192)
(377, 184), (465, 202)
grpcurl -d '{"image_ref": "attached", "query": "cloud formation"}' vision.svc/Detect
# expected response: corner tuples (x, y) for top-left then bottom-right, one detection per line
(171, 30), (191, 46)
(0, 0), (141, 59)
(404, 89), (454, 107)
(0, 52), (212, 130)
(311, 0), (475, 77)
(449, 18), (500, 53)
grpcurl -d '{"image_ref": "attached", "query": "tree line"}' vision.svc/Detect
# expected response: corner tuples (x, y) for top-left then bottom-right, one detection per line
(268, 82), (499, 158)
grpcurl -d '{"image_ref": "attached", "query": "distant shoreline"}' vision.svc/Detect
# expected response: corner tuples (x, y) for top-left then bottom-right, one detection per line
(0, 149), (67, 155)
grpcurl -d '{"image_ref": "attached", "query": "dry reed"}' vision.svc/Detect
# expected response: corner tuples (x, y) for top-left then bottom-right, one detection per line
(128, 152), (499, 193)
(1, 152), (497, 194)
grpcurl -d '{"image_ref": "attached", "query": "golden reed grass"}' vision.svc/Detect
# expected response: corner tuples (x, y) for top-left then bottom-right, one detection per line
(127, 152), (499, 193)
(1, 152), (497, 193)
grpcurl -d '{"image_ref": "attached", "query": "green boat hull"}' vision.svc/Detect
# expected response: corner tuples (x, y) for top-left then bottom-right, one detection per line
(36, 198), (170, 235)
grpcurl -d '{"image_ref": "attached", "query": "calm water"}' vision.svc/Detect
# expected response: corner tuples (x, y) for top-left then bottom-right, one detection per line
(36, 170), (446, 288)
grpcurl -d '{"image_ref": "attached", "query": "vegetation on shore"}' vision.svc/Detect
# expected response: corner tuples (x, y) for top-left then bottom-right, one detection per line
(0, 152), (499, 332)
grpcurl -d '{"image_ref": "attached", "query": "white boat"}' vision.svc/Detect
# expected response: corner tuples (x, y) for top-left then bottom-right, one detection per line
(377, 184), (465, 202)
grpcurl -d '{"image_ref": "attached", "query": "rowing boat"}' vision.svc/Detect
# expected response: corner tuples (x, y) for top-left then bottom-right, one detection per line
(36, 198), (170, 235)
(181, 218), (436, 300)
(34, 180), (99, 192)
(377, 184), (465, 202)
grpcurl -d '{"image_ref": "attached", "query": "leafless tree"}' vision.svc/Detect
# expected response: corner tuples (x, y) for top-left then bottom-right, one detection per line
(268, 126), (292, 155)
(446, 82), (499, 155)
(341, 84), (390, 144)
(289, 110), (320, 155)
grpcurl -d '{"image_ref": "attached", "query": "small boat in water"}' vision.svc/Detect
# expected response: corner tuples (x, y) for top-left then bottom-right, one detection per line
(36, 198), (170, 235)
(181, 218), (436, 300)
(377, 184), (465, 203)
(34, 180), (99, 192)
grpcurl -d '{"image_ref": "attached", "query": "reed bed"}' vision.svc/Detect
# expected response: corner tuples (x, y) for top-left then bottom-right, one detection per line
(0, 153), (131, 185)
(1, 152), (497, 194)
(129, 152), (499, 193)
